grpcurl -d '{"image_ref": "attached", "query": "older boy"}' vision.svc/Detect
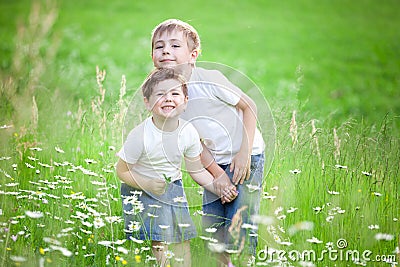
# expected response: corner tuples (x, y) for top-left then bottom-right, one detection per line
(150, 19), (266, 266)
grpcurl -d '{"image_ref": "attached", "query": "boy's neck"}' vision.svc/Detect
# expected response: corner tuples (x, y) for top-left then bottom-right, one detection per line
(173, 64), (193, 80)
(151, 116), (180, 132)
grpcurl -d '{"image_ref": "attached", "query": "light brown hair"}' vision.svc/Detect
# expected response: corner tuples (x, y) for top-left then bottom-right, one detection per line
(141, 68), (188, 99)
(151, 19), (201, 52)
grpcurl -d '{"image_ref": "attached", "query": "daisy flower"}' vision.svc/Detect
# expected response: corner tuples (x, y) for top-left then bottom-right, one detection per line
(306, 236), (323, 244)
(335, 164), (347, 169)
(55, 146), (65, 153)
(287, 207), (298, 213)
(205, 227), (217, 233)
(289, 169), (301, 174)
(164, 250), (175, 259)
(129, 237), (144, 244)
(25, 211), (44, 219)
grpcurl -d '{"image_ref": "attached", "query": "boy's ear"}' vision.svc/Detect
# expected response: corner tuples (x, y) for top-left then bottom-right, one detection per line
(190, 49), (200, 63)
(143, 97), (152, 111)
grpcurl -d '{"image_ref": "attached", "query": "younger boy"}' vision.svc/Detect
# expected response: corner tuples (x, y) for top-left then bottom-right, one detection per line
(116, 68), (237, 267)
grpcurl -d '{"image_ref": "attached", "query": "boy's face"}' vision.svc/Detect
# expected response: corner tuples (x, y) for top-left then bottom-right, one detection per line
(152, 30), (198, 68)
(144, 79), (188, 120)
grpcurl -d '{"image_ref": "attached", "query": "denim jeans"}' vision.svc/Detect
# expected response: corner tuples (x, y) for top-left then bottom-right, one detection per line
(202, 153), (265, 255)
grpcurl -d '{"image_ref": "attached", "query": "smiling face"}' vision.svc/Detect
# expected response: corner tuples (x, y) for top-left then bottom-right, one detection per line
(144, 78), (188, 121)
(152, 30), (199, 68)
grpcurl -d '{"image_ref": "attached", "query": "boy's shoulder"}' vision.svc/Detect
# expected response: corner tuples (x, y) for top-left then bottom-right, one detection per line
(192, 67), (227, 83)
(178, 118), (196, 132)
(126, 117), (150, 137)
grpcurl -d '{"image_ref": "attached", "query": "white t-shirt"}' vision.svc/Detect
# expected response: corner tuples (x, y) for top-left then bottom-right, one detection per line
(180, 67), (265, 165)
(117, 117), (202, 182)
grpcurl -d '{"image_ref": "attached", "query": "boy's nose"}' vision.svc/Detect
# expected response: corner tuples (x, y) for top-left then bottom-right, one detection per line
(164, 93), (173, 101)
(162, 46), (170, 54)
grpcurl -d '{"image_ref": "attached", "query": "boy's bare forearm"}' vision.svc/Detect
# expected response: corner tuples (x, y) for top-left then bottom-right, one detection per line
(200, 143), (225, 178)
(240, 97), (257, 156)
(189, 170), (216, 194)
(116, 159), (146, 189)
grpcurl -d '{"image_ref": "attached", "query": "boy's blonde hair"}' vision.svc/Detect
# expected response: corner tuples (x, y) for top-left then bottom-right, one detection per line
(151, 19), (201, 52)
(141, 68), (188, 99)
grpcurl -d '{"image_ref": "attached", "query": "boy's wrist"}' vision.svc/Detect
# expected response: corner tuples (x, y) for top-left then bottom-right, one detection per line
(206, 161), (225, 179)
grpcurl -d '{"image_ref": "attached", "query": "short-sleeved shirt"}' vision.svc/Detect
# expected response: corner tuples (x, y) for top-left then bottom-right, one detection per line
(180, 67), (265, 165)
(117, 117), (202, 182)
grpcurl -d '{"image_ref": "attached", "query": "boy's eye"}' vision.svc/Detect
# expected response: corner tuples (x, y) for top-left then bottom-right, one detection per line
(172, 92), (181, 96)
(172, 44), (181, 48)
(155, 45), (163, 49)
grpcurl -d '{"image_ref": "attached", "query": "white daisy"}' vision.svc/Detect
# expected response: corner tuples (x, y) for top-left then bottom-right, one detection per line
(306, 236), (323, 244)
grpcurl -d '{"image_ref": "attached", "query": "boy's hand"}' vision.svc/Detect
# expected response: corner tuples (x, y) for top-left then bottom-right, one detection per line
(141, 179), (167, 195)
(213, 172), (233, 198)
(213, 174), (238, 204)
(221, 185), (238, 203)
(230, 151), (251, 185)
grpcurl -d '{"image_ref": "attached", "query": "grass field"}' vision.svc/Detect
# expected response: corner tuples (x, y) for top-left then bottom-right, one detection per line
(0, 0), (399, 266)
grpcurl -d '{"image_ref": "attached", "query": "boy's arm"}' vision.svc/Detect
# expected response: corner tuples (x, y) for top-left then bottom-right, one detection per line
(231, 93), (257, 185)
(200, 143), (237, 198)
(185, 155), (237, 203)
(116, 158), (166, 195)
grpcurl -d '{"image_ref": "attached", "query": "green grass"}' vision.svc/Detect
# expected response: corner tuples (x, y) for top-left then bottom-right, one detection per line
(0, 0), (399, 266)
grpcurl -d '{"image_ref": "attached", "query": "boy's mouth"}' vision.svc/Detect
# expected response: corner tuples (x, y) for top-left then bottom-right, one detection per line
(160, 59), (175, 63)
(161, 105), (175, 112)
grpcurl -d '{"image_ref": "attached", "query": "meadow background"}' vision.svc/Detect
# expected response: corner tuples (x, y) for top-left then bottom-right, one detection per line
(0, 0), (399, 266)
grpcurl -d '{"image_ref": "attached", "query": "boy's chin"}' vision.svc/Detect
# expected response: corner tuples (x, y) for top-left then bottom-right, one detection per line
(157, 62), (177, 69)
